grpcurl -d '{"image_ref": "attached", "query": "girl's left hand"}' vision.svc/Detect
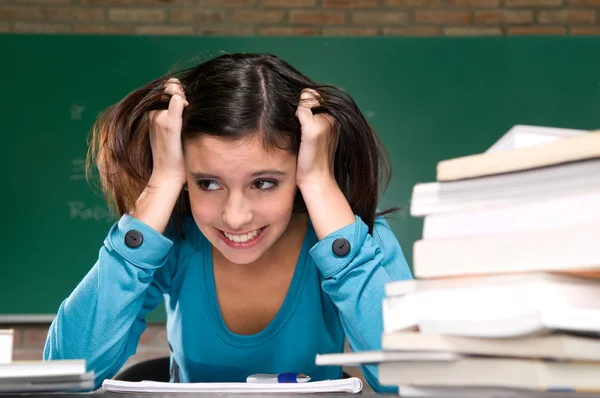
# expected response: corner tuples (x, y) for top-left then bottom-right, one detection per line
(295, 89), (338, 188)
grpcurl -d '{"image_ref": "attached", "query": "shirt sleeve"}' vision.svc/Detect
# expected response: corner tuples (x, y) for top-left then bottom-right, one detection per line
(43, 214), (179, 390)
(309, 214), (413, 393)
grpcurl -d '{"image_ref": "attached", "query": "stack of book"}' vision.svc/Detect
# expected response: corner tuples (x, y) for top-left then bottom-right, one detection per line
(317, 125), (600, 396)
(0, 330), (12, 364)
(0, 328), (94, 393)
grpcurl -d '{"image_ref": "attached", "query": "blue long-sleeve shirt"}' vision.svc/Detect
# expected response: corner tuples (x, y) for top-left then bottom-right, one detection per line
(43, 212), (413, 392)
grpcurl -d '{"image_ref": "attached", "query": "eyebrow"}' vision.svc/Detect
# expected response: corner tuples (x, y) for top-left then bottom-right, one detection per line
(191, 170), (288, 180)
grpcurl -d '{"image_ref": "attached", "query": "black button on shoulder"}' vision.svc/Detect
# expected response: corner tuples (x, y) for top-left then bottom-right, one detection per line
(332, 238), (351, 257)
(125, 229), (143, 248)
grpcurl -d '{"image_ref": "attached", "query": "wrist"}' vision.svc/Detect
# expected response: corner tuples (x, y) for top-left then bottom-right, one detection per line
(148, 173), (186, 190)
(297, 174), (337, 194)
(298, 176), (355, 240)
(130, 175), (185, 234)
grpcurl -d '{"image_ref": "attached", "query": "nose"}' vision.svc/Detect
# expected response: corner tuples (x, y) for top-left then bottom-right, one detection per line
(222, 192), (253, 231)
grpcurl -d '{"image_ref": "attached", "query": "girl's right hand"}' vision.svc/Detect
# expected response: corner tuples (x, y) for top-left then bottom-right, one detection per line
(148, 78), (189, 187)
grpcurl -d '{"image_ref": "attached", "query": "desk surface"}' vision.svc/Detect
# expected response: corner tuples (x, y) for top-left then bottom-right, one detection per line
(4, 392), (600, 397)
(2, 394), (384, 397)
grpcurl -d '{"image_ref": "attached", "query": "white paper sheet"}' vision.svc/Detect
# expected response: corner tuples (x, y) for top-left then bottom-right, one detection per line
(102, 377), (363, 394)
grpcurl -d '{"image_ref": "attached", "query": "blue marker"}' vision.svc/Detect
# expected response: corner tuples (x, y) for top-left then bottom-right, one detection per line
(246, 372), (311, 383)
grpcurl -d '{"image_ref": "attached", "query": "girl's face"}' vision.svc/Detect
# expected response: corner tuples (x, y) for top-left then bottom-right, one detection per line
(184, 135), (299, 265)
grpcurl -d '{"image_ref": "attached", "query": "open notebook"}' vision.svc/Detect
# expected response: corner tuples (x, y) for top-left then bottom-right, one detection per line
(102, 377), (363, 394)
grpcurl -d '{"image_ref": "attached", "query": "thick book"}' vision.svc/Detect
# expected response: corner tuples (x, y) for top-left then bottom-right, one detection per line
(410, 158), (600, 217)
(436, 129), (598, 182)
(396, 385), (583, 398)
(382, 273), (600, 337)
(0, 360), (86, 378)
(315, 350), (458, 367)
(485, 125), (588, 154)
(412, 219), (600, 279)
(0, 371), (94, 393)
(385, 273), (596, 297)
(381, 331), (600, 362)
(0, 330), (13, 364)
(378, 357), (600, 391)
(421, 189), (600, 240)
(102, 377), (363, 394)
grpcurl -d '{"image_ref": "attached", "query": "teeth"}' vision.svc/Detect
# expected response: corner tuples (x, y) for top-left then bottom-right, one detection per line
(223, 228), (261, 243)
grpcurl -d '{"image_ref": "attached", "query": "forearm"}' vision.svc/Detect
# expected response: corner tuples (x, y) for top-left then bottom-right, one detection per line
(298, 177), (355, 240)
(316, 221), (393, 348)
(44, 215), (174, 389)
(130, 174), (183, 234)
(309, 215), (412, 393)
(45, 255), (153, 384)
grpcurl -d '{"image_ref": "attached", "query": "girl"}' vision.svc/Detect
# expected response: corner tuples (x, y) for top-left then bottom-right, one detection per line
(43, 52), (413, 393)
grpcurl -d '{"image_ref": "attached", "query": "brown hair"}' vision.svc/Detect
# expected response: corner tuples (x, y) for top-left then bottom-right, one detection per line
(87, 52), (397, 236)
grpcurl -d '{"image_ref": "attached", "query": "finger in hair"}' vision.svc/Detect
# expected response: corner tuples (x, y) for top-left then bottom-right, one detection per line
(299, 88), (321, 108)
(167, 94), (188, 118)
(165, 77), (181, 85)
(314, 112), (334, 128)
(148, 110), (159, 124)
(164, 82), (186, 99)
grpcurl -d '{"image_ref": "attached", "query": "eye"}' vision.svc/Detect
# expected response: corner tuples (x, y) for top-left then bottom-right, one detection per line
(254, 180), (277, 190)
(197, 180), (221, 191)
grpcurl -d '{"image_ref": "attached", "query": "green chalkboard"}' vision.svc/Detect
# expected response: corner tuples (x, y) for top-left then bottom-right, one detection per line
(2, 35), (600, 322)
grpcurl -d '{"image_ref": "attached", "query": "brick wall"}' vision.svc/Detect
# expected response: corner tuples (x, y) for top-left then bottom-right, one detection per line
(0, 0), (599, 36)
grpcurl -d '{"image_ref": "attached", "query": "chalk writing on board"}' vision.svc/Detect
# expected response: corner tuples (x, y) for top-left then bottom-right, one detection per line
(70, 104), (86, 121)
(69, 158), (86, 181)
(68, 201), (114, 222)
